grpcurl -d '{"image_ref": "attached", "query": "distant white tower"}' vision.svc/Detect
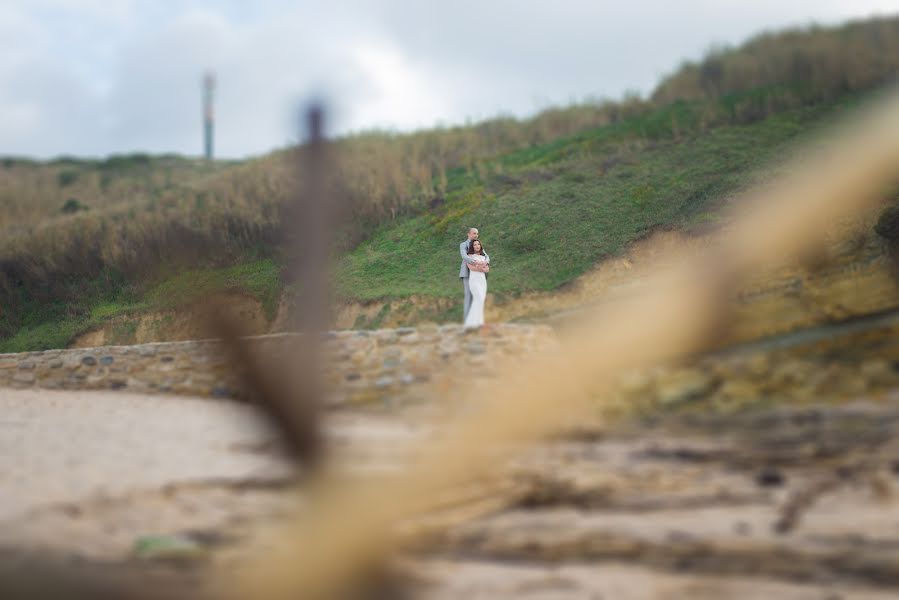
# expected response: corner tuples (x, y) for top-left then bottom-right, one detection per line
(203, 71), (216, 160)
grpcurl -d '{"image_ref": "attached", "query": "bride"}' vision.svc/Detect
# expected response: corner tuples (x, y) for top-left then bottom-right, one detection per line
(464, 239), (489, 328)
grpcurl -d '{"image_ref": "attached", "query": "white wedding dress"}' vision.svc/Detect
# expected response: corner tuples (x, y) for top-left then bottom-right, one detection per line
(464, 255), (487, 327)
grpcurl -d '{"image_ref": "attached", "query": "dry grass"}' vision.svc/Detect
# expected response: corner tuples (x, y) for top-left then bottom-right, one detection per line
(653, 16), (899, 114)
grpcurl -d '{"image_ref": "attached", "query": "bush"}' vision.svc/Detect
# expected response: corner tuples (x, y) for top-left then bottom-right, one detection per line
(57, 170), (79, 187)
(61, 198), (88, 214)
(99, 153), (152, 171)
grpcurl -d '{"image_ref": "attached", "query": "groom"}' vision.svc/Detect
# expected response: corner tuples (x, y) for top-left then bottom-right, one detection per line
(459, 227), (490, 322)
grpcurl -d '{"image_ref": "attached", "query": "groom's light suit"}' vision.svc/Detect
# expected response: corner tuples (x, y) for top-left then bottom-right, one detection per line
(460, 239), (490, 322)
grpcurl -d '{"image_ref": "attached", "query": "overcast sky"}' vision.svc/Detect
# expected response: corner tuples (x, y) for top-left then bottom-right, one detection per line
(3, 1), (898, 159)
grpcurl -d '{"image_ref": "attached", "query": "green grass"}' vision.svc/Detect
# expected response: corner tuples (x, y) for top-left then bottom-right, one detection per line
(0, 298), (142, 353)
(0, 259), (282, 353)
(0, 317), (91, 353)
(334, 98), (842, 305)
(146, 259), (282, 319)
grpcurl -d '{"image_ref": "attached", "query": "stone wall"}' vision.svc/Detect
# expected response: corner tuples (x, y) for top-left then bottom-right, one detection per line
(0, 324), (557, 407)
(4, 310), (899, 412)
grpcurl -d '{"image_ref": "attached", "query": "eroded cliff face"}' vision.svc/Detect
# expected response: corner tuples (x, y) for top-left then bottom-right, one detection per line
(727, 233), (899, 344)
(70, 294), (283, 348)
(524, 217), (899, 345)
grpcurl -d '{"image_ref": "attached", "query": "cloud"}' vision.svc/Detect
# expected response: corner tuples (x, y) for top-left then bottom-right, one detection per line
(1, 0), (897, 158)
(0, 3), (106, 156)
(343, 40), (454, 132)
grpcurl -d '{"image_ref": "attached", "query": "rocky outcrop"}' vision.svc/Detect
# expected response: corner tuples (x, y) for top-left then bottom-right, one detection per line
(612, 309), (899, 413)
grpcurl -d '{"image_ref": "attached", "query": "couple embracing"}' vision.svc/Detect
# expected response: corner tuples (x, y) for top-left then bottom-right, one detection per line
(459, 227), (490, 328)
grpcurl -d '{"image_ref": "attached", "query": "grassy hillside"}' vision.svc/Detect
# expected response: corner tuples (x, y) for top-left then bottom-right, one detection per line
(335, 97), (858, 306)
(1, 15), (898, 351)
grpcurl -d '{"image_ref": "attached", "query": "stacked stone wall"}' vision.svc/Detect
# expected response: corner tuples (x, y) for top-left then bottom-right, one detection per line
(0, 325), (556, 407)
(4, 312), (899, 411)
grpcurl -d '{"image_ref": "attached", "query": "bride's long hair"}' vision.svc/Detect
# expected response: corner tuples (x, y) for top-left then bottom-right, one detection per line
(467, 240), (485, 256)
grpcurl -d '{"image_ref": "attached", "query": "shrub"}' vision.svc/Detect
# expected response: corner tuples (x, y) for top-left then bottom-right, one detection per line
(57, 170), (79, 187)
(61, 198), (87, 214)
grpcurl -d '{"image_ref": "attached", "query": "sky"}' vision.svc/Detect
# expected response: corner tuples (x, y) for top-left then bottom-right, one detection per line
(2, 0), (898, 159)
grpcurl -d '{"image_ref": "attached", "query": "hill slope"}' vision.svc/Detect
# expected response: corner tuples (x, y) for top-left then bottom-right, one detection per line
(335, 99), (847, 305)
(1, 15), (898, 351)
